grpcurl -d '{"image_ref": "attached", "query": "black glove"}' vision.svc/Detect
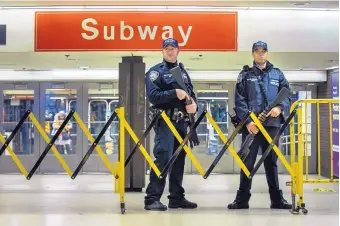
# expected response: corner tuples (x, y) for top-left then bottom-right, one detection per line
(189, 127), (200, 148)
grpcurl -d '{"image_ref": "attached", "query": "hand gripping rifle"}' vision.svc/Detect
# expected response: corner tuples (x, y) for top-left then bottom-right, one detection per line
(236, 87), (291, 161)
(169, 65), (200, 148)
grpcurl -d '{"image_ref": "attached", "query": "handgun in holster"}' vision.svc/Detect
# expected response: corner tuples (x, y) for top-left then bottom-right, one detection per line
(228, 107), (247, 134)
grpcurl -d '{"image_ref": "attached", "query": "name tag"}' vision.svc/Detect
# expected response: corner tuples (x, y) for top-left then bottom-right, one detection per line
(270, 79), (279, 86)
(164, 74), (172, 78)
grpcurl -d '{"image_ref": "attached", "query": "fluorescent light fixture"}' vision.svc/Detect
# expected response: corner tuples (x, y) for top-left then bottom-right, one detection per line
(0, 6), (86, 10)
(0, 69), (327, 82)
(89, 96), (119, 99)
(78, 66), (89, 69)
(289, 1), (311, 6)
(84, 6), (167, 10)
(326, 66), (340, 70)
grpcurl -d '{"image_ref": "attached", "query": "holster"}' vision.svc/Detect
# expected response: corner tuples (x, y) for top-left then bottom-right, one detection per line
(165, 108), (191, 123)
(229, 107), (247, 134)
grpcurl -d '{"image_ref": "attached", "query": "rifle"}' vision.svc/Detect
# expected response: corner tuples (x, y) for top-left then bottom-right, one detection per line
(169, 65), (200, 148)
(237, 87), (291, 161)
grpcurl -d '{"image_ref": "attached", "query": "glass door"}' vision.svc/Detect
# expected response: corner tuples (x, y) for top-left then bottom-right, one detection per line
(38, 82), (83, 173)
(278, 83), (317, 174)
(187, 82), (235, 174)
(82, 82), (119, 173)
(0, 83), (40, 174)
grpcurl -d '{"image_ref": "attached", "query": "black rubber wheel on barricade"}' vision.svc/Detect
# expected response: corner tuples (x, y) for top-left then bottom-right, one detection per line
(290, 206), (300, 215)
(121, 203), (126, 214)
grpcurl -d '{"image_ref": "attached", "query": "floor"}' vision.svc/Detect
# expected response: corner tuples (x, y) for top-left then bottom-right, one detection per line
(0, 174), (338, 226)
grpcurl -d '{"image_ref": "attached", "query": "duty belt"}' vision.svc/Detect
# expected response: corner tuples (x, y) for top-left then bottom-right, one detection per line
(165, 108), (190, 123)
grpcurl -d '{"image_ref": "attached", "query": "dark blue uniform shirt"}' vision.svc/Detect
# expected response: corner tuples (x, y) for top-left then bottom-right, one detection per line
(235, 61), (291, 127)
(145, 60), (197, 111)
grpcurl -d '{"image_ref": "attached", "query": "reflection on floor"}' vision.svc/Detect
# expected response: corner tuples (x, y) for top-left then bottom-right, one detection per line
(0, 174), (338, 226)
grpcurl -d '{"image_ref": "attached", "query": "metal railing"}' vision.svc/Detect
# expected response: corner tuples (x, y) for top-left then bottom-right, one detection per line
(287, 99), (339, 214)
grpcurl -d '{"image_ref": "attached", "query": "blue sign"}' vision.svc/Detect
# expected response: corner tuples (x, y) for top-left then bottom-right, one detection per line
(331, 71), (339, 177)
(0, 25), (6, 45)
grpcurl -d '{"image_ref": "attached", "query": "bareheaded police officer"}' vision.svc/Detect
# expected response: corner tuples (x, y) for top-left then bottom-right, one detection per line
(144, 38), (198, 211)
(228, 41), (292, 209)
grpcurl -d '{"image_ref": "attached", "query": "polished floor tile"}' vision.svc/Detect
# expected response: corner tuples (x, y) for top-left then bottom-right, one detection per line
(0, 174), (338, 226)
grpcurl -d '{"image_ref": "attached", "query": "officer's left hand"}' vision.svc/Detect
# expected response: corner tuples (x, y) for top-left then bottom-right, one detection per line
(186, 98), (197, 113)
(266, 106), (281, 118)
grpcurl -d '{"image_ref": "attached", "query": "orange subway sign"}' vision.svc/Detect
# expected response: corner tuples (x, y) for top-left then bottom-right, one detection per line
(35, 11), (237, 51)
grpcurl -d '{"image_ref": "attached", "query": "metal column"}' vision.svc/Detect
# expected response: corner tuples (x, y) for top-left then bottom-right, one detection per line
(119, 56), (146, 191)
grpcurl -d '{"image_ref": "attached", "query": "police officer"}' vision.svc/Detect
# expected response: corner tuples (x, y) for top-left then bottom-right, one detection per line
(144, 38), (198, 211)
(228, 41), (292, 209)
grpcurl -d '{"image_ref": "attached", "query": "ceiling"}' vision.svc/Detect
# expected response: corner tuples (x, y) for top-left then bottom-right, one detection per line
(0, 1), (338, 71)
(0, 0), (338, 9)
(0, 51), (338, 71)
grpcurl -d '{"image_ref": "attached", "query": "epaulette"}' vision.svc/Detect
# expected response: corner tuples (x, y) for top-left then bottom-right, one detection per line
(242, 65), (251, 72)
(237, 69), (248, 84)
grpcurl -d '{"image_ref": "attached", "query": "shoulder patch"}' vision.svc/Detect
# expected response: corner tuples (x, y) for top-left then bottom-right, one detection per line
(149, 71), (159, 82)
(237, 71), (246, 83)
(237, 73), (242, 83)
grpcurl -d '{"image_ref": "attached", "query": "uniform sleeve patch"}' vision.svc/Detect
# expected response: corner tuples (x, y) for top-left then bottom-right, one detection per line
(237, 73), (243, 83)
(149, 71), (159, 82)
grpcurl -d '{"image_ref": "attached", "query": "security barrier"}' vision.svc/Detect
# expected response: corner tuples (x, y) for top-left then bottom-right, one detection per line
(0, 108), (127, 214)
(124, 109), (161, 168)
(1, 100), (338, 215)
(117, 109), (161, 177)
(145, 106), (308, 215)
(287, 99), (339, 215)
(101, 105), (296, 214)
(124, 109), (254, 180)
(129, 108), (296, 182)
(0, 109), (118, 179)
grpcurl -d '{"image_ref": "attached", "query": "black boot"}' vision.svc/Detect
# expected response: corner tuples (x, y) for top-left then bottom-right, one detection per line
(168, 198), (198, 209)
(269, 190), (292, 209)
(227, 190), (251, 209)
(144, 201), (168, 211)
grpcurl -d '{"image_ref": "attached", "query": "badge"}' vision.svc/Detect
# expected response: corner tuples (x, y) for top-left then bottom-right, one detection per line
(149, 71), (159, 82)
(247, 78), (257, 82)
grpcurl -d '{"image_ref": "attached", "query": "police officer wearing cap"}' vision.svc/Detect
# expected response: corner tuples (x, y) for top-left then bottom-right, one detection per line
(228, 41), (292, 210)
(144, 38), (199, 211)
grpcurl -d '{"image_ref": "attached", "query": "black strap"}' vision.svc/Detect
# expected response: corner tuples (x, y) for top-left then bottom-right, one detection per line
(179, 62), (185, 70)
(256, 75), (269, 107)
(242, 65), (269, 109)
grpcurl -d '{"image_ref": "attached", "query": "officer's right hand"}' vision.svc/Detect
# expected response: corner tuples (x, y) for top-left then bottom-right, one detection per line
(176, 89), (190, 100)
(246, 122), (259, 135)
(185, 98), (197, 113)
(258, 112), (267, 122)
